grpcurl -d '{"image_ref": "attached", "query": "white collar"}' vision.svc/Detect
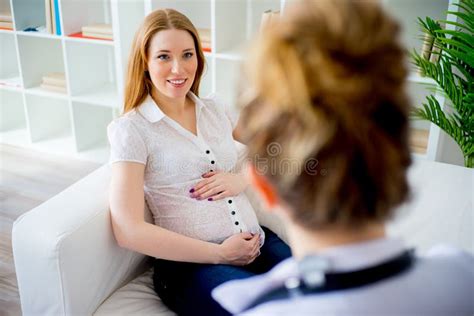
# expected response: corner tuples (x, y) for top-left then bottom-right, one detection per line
(137, 91), (205, 123)
(212, 237), (407, 314)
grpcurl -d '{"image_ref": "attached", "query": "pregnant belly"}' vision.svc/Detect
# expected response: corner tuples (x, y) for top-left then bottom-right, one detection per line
(155, 202), (236, 243)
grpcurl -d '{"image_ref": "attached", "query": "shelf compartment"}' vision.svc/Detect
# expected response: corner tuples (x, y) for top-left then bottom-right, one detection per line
(71, 101), (113, 156)
(61, 0), (113, 40)
(215, 0), (246, 53)
(65, 41), (118, 107)
(151, 0), (211, 29)
(215, 58), (242, 110)
(0, 90), (26, 138)
(199, 55), (213, 97)
(11, 0), (48, 32)
(0, 32), (21, 88)
(16, 35), (65, 91)
(24, 94), (73, 151)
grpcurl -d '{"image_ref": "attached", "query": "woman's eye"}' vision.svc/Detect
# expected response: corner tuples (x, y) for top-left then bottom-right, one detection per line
(184, 52), (194, 59)
(157, 54), (169, 60)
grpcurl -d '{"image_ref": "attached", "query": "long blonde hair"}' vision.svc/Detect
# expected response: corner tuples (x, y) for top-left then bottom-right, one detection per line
(123, 9), (206, 114)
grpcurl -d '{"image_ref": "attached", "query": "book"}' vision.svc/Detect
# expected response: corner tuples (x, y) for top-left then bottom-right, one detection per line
(0, 11), (12, 22)
(420, 32), (434, 60)
(42, 72), (66, 87)
(40, 82), (67, 94)
(51, 0), (57, 34)
(81, 31), (113, 40)
(0, 21), (13, 28)
(69, 32), (113, 41)
(260, 10), (272, 31)
(81, 23), (112, 35)
(45, 0), (52, 34)
(54, 0), (61, 35)
(430, 44), (441, 63)
(198, 28), (210, 42)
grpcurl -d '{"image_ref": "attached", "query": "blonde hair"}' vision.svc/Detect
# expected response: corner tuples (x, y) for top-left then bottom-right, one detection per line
(123, 9), (206, 113)
(241, 0), (412, 229)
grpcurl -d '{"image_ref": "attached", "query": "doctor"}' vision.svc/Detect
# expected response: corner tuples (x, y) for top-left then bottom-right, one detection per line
(212, 0), (474, 314)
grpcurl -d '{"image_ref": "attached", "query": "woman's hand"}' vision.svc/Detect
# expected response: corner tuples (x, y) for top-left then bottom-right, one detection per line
(217, 232), (261, 265)
(190, 171), (248, 201)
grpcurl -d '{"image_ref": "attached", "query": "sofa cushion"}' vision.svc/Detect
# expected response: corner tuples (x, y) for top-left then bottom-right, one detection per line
(94, 268), (175, 316)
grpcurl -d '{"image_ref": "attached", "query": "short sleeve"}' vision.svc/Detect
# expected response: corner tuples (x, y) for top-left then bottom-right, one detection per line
(209, 93), (240, 130)
(107, 118), (148, 165)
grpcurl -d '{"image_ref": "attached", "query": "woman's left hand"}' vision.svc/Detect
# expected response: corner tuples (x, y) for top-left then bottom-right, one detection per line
(190, 171), (248, 201)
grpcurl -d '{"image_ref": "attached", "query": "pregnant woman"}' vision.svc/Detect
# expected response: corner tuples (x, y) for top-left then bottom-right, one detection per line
(107, 8), (291, 316)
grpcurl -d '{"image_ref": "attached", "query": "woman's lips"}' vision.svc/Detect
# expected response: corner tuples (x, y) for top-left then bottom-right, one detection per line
(167, 78), (187, 88)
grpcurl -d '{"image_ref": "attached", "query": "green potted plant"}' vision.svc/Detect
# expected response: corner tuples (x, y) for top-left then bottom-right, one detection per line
(411, 0), (473, 167)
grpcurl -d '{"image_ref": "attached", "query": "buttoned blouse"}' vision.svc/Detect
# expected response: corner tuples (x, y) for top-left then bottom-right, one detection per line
(107, 92), (264, 245)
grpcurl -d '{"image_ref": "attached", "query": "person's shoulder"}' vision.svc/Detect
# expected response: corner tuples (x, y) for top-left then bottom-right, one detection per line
(423, 244), (474, 270)
(107, 109), (144, 131)
(422, 244), (474, 274)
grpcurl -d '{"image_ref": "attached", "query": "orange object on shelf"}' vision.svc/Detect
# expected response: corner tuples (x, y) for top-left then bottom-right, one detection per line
(68, 32), (113, 41)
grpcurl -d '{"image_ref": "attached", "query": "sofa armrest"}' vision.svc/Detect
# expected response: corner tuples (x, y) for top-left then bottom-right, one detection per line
(12, 164), (149, 316)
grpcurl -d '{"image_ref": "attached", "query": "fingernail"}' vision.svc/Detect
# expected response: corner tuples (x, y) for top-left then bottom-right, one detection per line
(189, 188), (195, 193)
(208, 197), (213, 201)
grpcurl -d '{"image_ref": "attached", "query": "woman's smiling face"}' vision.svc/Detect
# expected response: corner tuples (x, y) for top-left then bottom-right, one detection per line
(147, 29), (198, 100)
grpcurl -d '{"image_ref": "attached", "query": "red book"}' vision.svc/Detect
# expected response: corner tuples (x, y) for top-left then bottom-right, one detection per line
(68, 32), (113, 41)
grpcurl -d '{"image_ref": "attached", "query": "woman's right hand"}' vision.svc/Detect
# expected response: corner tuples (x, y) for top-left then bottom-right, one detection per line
(218, 232), (261, 266)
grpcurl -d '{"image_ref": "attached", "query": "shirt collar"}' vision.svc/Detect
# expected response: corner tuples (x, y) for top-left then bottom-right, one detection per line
(137, 91), (206, 123)
(212, 237), (406, 314)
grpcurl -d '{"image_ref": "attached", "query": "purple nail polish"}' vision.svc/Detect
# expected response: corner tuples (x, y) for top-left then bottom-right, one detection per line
(208, 197), (213, 201)
(189, 188), (195, 193)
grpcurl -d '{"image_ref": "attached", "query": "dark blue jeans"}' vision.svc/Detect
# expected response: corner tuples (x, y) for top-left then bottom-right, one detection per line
(152, 226), (291, 316)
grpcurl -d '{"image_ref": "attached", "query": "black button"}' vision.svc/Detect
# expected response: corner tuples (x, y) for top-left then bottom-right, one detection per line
(210, 169), (214, 172)
(234, 221), (239, 225)
(231, 211), (236, 215)
(206, 150), (210, 154)
(228, 200), (232, 204)
(211, 160), (215, 164)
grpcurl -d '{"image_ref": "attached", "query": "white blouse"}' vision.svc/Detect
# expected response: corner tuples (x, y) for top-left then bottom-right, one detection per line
(107, 92), (264, 245)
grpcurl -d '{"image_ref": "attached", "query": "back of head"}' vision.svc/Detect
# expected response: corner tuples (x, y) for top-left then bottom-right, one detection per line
(123, 8), (205, 113)
(241, 0), (412, 230)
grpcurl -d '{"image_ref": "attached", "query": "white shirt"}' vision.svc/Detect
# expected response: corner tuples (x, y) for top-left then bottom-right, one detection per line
(212, 238), (474, 315)
(107, 92), (264, 245)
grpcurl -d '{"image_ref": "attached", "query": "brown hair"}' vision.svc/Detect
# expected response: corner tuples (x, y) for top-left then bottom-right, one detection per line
(241, 0), (412, 230)
(123, 9), (206, 114)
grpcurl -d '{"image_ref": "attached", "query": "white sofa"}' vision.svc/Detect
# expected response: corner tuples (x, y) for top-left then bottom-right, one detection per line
(12, 159), (473, 315)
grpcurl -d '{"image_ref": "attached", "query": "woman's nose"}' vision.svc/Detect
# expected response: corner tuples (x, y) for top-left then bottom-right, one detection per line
(171, 59), (182, 74)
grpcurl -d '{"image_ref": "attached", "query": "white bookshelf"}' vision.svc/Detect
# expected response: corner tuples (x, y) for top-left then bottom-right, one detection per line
(0, 0), (460, 164)
(0, 0), (143, 163)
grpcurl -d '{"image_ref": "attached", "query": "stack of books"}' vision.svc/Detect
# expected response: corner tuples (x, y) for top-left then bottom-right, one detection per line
(260, 10), (280, 32)
(0, 11), (13, 30)
(81, 23), (113, 40)
(198, 28), (211, 52)
(409, 128), (429, 154)
(40, 72), (67, 94)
